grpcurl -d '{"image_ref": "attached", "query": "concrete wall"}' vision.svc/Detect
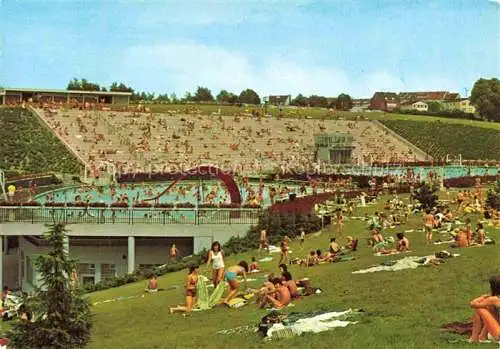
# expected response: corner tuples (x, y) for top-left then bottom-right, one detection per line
(17, 236), (193, 289)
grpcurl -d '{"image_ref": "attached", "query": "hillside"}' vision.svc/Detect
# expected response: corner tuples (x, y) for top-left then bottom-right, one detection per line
(0, 107), (83, 178)
(380, 119), (500, 160)
(85, 194), (500, 349)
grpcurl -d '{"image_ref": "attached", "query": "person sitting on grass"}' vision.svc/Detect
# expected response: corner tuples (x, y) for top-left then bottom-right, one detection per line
(256, 273), (276, 308)
(329, 237), (341, 256)
(370, 228), (384, 246)
(302, 250), (318, 267)
(144, 275), (158, 293)
(169, 265), (199, 314)
(249, 257), (260, 272)
(281, 271), (299, 299)
(396, 233), (410, 252)
(474, 223), (486, 246)
(468, 275), (500, 343)
(222, 261), (248, 306)
(264, 278), (291, 309)
(451, 228), (469, 248)
(345, 236), (358, 251)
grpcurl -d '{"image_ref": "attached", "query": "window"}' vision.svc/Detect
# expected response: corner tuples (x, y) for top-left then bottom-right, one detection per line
(100, 263), (116, 280)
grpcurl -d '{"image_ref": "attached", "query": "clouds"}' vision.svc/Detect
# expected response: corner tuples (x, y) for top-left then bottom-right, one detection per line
(120, 42), (461, 98)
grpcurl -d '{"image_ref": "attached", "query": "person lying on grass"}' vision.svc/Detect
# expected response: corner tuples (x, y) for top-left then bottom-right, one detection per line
(469, 275), (500, 343)
(221, 261), (249, 306)
(260, 278), (291, 309)
(169, 265), (199, 314)
(249, 256), (260, 272)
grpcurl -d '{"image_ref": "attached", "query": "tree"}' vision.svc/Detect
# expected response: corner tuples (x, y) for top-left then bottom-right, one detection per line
(170, 93), (179, 104)
(308, 95), (329, 108)
(109, 82), (134, 93)
(470, 78), (500, 121)
(8, 224), (92, 349)
(335, 93), (353, 110)
(66, 78), (100, 91)
(427, 101), (443, 113)
(291, 94), (308, 107)
(216, 90), (238, 104)
(156, 93), (170, 103)
(182, 91), (193, 103)
(412, 182), (439, 210)
(192, 86), (214, 103)
(238, 89), (261, 105)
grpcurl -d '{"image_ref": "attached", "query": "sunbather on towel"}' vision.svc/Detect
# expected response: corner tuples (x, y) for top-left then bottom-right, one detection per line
(264, 278), (291, 309)
(222, 261), (249, 305)
(468, 275), (500, 343)
(170, 265), (199, 314)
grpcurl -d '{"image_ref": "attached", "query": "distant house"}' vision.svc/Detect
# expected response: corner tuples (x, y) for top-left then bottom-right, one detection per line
(370, 92), (399, 111)
(351, 98), (370, 112)
(400, 100), (428, 112)
(399, 91), (460, 104)
(442, 98), (476, 114)
(267, 95), (291, 106)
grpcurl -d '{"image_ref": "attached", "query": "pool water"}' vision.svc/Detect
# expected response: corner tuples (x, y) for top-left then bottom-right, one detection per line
(334, 165), (498, 179)
(35, 180), (308, 207)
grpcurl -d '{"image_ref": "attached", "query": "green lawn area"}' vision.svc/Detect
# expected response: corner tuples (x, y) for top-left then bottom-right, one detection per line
(86, 194), (500, 349)
(0, 107), (83, 178)
(143, 103), (500, 130)
(380, 120), (500, 160)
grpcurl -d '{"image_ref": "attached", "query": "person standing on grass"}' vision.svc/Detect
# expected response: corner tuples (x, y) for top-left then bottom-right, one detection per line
(299, 229), (306, 250)
(335, 209), (345, 237)
(206, 241), (225, 287)
(278, 236), (289, 266)
(169, 243), (178, 261)
(468, 275), (500, 343)
(423, 209), (435, 244)
(259, 229), (269, 254)
(169, 265), (199, 314)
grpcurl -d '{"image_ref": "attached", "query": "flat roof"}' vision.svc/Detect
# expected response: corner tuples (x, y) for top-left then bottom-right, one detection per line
(0, 87), (132, 96)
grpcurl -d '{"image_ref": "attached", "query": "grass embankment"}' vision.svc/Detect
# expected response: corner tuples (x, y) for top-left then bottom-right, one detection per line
(0, 108), (83, 178)
(87, 194), (500, 349)
(143, 103), (500, 130)
(380, 120), (500, 161)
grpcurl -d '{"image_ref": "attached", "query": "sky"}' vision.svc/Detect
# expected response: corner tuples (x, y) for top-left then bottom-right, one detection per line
(0, 0), (499, 98)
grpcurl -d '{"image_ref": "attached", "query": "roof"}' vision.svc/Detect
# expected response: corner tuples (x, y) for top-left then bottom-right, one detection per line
(399, 91), (460, 102)
(268, 95), (291, 104)
(0, 87), (132, 96)
(372, 92), (399, 100)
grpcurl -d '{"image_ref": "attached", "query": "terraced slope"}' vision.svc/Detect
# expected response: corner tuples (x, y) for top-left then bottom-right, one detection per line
(381, 120), (500, 160)
(0, 107), (83, 177)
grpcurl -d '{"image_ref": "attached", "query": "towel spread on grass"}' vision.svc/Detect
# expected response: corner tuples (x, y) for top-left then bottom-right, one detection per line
(265, 309), (358, 339)
(352, 256), (435, 274)
(258, 257), (273, 263)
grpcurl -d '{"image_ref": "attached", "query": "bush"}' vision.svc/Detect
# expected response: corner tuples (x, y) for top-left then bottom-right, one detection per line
(412, 182), (439, 209)
(486, 180), (500, 210)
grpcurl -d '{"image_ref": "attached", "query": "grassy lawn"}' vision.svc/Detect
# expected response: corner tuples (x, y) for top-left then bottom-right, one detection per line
(143, 103), (500, 130)
(87, 193), (500, 349)
(380, 120), (500, 160)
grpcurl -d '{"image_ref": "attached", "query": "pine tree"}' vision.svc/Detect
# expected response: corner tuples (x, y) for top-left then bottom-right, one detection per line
(412, 182), (439, 210)
(8, 224), (92, 349)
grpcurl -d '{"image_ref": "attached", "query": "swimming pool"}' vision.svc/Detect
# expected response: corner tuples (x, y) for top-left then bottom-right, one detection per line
(330, 165), (498, 179)
(35, 180), (308, 207)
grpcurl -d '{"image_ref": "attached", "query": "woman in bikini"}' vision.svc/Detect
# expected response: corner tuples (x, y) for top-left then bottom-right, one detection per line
(423, 209), (435, 244)
(469, 275), (500, 343)
(169, 265), (199, 314)
(206, 241), (225, 287)
(222, 261), (249, 305)
(278, 237), (289, 265)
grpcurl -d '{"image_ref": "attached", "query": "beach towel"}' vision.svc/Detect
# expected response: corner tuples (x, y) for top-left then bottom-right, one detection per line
(258, 257), (273, 263)
(266, 309), (358, 339)
(352, 255), (436, 274)
(196, 277), (227, 310)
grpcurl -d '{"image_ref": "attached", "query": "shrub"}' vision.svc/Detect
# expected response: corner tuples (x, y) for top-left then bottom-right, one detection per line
(412, 182), (439, 209)
(486, 180), (500, 210)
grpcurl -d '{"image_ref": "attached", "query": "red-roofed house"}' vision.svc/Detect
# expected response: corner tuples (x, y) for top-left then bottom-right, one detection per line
(369, 92), (399, 111)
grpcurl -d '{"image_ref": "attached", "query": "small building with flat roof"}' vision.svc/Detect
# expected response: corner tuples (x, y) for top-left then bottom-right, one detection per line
(0, 87), (132, 105)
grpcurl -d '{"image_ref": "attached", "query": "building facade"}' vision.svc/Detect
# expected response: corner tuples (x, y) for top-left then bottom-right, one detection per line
(369, 92), (400, 111)
(0, 88), (132, 105)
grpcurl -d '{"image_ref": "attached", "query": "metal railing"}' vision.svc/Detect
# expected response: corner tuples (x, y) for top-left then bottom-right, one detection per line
(0, 206), (261, 225)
